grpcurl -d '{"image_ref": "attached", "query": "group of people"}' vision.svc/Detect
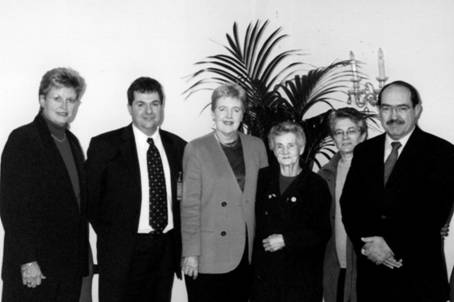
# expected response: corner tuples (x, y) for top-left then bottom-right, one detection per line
(0, 66), (453, 302)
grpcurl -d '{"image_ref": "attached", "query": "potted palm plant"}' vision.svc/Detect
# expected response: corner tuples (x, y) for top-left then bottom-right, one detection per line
(184, 20), (363, 169)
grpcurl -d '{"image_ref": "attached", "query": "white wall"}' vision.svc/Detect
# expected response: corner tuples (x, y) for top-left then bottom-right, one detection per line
(1, 0), (454, 301)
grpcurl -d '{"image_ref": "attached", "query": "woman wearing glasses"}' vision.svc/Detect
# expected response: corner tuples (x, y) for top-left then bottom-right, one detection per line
(319, 107), (368, 302)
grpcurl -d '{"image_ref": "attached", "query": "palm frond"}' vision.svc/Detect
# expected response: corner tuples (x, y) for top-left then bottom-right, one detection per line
(183, 20), (366, 168)
(184, 20), (304, 137)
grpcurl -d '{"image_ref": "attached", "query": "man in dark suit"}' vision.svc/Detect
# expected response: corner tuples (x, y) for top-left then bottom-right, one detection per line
(340, 80), (454, 302)
(0, 67), (89, 302)
(86, 77), (186, 302)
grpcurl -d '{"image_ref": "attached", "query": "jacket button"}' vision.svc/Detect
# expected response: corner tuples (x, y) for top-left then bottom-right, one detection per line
(221, 201), (227, 207)
(264, 211), (269, 215)
(380, 215), (388, 220)
(221, 231), (226, 236)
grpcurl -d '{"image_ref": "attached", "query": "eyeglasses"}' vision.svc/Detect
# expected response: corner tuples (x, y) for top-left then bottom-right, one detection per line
(51, 96), (79, 105)
(333, 128), (360, 138)
(379, 105), (411, 114)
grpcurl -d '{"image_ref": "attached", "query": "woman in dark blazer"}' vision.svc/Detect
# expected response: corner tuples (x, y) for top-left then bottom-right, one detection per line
(318, 108), (367, 302)
(181, 84), (268, 302)
(251, 121), (331, 302)
(0, 68), (90, 302)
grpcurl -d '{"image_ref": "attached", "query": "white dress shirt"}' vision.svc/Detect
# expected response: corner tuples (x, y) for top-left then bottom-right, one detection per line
(383, 127), (415, 161)
(132, 125), (174, 234)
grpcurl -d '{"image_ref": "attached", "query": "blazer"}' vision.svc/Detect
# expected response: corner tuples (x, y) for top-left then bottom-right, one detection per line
(252, 166), (331, 300)
(86, 125), (186, 302)
(340, 127), (454, 302)
(0, 114), (89, 282)
(319, 153), (357, 302)
(181, 132), (268, 274)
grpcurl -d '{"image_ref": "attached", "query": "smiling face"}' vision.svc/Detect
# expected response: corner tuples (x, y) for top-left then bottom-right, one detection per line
(273, 132), (304, 167)
(39, 85), (79, 127)
(128, 91), (163, 136)
(333, 118), (366, 155)
(379, 85), (422, 140)
(212, 96), (244, 137)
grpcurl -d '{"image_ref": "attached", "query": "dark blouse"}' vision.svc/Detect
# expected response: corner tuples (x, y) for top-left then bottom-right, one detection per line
(45, 116), (80, 207)
(279, 174), (296, 195)
(220, 139), (245, 192)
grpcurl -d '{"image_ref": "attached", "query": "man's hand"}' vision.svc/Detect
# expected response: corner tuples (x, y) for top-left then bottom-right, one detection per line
(21, 261), (46, 288)
(382, 257), (403, 269)
(441, 223), (450, 237)
(361, 236), (403, 269)
(182, 256), (198, 280)
(262, 234), (285, 252)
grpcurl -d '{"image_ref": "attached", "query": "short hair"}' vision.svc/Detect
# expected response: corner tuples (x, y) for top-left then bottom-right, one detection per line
(211, 84), (247, 111)
(377, 80), (421, 107)
(328, 107), (368, 137)
(39, 67), (86, 100)
(127, 77), (164, 105)
(268, 121), (306, 151)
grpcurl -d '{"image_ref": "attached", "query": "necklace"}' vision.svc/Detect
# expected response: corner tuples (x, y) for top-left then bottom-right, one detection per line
(221, 139), (239, 147)
(214, 132), (239, 147)
(51, 133), (67, 143)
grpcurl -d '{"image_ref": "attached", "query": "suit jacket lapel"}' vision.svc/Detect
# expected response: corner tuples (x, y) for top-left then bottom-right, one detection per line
(34, 114), (79, 211)
(208, 133), (243, 195)
(239, 132), (254, 197)
(119, 125), (141, 203)
(67, 132), (85, 212)
(386, 127), (421, 187)
(160, 129), (179, 200)
(268, 166), (281, 196)
(372, 134), (387, 187)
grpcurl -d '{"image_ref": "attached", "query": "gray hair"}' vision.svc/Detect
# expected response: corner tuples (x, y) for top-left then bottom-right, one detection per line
(268, 121), (306, 151)
(328, 107), (368, 137)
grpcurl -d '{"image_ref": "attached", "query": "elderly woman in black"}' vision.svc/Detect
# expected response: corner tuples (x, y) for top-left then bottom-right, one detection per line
(251, 121), (331, 302)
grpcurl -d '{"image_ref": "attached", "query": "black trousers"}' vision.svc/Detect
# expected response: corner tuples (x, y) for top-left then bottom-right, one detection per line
(251, 278), (310, 302)
(336, 268), (346, 302)
(185, 243), (251, 302)
(121, 231), (174, 302)
(2, 276), (82, 302)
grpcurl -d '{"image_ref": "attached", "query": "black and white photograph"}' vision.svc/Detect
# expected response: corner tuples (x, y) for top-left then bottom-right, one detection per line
(1, 1), (454, 301)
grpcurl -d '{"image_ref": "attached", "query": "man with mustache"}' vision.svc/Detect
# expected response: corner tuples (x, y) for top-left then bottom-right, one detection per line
(340, 81), (454, 302)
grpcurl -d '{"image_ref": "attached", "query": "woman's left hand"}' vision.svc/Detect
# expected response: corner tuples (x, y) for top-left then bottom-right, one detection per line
(262, 234), (285, 252)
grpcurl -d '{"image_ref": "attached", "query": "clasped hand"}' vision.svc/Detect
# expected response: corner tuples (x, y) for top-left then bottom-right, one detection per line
(21, 261), (46, 288)
(262, 234), (285, 252)
(361, 236), (403, 269)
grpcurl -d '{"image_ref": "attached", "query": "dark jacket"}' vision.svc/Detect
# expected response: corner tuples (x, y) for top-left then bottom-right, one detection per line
(341, 127), (454, 302)
(0, 114), (89, 282)
(252, 165), (331, 301)
(319, 153), (357, 302)
(86, 125), (186, 302)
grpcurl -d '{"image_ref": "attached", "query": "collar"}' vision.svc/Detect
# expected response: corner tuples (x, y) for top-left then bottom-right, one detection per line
(319, 152), (341, 175)
(132, 124), (161, 145)
(385, 127), (415, 151)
